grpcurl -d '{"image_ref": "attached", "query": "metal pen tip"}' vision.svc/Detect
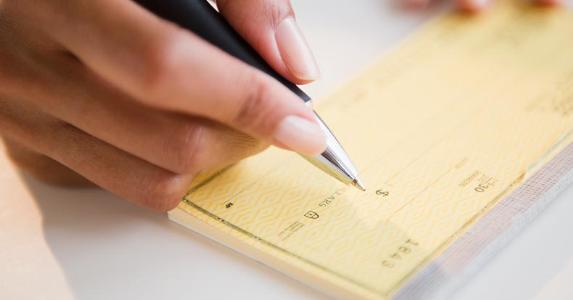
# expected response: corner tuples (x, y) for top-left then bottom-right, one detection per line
(352, 178), (367, 191)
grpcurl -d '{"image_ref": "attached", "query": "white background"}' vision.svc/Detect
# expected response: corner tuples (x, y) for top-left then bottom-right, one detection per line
(2, 0), (573, 299)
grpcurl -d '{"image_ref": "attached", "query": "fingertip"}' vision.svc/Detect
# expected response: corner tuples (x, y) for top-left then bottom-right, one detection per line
(273, 115), (326, 156)
(147, 174), (195, 212)
(275, 17), (321, 83)
(217, 1), (320, 85)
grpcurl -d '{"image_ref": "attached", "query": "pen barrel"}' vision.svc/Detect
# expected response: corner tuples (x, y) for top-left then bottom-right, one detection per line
(135, 0), (311, 102)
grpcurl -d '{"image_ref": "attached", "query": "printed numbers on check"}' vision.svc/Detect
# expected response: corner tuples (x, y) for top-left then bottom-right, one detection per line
(382, 239), (419, 269)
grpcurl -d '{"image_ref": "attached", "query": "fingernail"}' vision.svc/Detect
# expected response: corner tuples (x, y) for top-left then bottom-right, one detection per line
(275, 18), (320, 81)
(274, 115), (326, 155)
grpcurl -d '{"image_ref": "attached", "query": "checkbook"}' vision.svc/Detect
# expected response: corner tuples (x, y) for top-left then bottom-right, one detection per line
(169, 1), (573, 299)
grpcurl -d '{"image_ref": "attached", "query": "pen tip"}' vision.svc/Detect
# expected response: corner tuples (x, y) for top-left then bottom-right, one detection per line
(352, 178), (367, 192)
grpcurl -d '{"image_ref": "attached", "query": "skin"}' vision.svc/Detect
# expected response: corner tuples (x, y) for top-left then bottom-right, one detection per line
(0, 0), (560, 211)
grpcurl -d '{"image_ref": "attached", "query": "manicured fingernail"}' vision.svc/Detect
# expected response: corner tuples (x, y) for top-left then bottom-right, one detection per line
(275, 18), (320, 81)
(274, 115), (326, 155)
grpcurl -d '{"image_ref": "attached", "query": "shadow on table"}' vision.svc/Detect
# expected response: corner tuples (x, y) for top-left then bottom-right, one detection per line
(21, 174), (327, 300)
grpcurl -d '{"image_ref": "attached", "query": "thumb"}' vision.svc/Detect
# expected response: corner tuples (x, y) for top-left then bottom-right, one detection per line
(216, 0), (320, 84)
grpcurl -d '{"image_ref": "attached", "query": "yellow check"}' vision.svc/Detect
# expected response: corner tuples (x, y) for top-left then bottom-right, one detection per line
(169, 2), (573, 299)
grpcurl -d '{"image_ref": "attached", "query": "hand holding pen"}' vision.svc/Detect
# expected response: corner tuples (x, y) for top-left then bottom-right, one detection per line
(0, 0), (559, 211)
(0, 0), (326, 211)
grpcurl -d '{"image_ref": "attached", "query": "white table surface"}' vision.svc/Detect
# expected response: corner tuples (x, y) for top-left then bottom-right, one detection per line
(2, 1), (573, 299)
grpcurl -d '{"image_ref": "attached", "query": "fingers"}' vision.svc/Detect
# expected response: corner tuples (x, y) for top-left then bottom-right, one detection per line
(3, 137), (93, 187)
(216, 0), (320, 83)
(6, 58), (268, 176)
(39, 0), (326, 156)
(0, 97), (190, 211)
(0, 81), (268, 211)
(45, 124), (191, 212)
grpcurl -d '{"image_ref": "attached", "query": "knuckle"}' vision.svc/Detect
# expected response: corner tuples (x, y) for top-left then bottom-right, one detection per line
(263, 0), (294, 24)
(169, 123), (205, 174)
(138, 174), (187, 212)
(218, 0), (294, 23)
(233, 72), (275, 133)
(139, 29), (186, 103)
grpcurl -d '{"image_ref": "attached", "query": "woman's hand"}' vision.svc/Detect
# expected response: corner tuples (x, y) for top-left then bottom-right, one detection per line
(0, 0), (324, 211)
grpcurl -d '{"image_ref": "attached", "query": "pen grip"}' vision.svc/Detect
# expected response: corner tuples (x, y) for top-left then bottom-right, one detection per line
(135, 0), (311, 102)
